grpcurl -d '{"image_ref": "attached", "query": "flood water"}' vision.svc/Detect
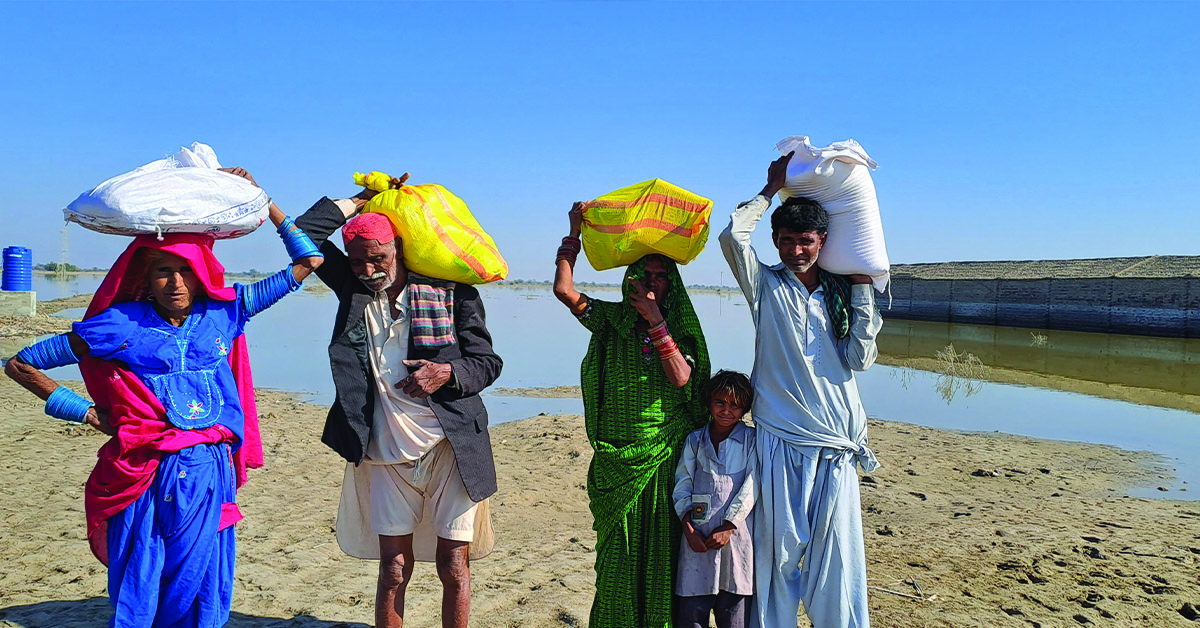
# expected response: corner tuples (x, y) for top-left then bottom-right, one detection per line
(14, 274), (1199, 499)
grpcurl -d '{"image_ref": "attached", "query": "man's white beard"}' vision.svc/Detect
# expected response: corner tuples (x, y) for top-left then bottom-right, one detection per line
(358, 271), (392, 292)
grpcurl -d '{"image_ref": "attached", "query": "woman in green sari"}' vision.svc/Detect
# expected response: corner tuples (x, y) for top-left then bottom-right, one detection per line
(553, 203), (711, 628)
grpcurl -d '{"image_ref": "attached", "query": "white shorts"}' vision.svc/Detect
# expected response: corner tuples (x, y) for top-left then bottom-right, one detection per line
(336, 439), (494, 561)
(369, 439), (478, 540)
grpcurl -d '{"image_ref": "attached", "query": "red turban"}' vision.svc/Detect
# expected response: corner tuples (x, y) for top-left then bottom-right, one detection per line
(342, 212), (397, 246)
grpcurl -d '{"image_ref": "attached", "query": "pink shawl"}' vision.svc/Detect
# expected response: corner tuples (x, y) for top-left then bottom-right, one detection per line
(81, 234), (263, 563)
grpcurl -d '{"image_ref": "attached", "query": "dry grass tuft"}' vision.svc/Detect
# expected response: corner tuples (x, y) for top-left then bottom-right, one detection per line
(930, 344), (988, 402)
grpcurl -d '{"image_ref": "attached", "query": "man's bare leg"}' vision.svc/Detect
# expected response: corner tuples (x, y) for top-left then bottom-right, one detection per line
(435, 537), (471, 628)
(377, 534), (415, 628)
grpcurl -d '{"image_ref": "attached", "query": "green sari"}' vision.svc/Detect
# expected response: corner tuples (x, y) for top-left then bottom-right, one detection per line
(576, 255), (711, 628)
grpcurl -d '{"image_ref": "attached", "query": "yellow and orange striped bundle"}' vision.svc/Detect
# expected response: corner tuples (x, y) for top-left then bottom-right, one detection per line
(581, 179), (713, 271)
(361, 181), (508, 284)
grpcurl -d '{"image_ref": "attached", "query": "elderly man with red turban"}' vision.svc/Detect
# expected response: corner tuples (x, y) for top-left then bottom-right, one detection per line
(293, 175), (502, 628)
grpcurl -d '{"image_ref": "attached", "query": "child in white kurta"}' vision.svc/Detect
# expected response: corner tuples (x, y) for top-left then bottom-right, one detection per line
(673, 370), (758, 628)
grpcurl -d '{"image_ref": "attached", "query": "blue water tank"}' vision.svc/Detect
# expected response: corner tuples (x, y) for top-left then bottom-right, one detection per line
(2, 246), (33, 291)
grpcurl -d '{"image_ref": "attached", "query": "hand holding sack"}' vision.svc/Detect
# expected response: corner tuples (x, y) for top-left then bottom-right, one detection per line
(356, 172), (508, 284)
(580, 179), (713, 271)
(64, 143), (269, 239)
(776, 136), (890, 291)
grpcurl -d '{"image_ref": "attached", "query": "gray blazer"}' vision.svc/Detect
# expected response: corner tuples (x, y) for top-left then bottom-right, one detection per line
(295, 198), (502, 501)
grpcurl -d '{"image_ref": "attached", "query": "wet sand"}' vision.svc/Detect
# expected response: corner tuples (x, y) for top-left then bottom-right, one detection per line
(492, 386), (581, 399)
(2, 376), (1199, 628)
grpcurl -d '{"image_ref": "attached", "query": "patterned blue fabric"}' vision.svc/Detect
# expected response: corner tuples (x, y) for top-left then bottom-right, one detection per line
(71, 285), (262, 440)
(106, 443), (236, 628)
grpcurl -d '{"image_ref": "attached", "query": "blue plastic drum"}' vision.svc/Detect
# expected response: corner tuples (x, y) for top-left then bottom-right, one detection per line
(2, 246), (33, 291)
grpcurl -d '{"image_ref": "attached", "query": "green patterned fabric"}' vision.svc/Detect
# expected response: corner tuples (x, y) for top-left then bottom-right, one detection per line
(576, 255), (711, 628)
(818, 268), (853, 340)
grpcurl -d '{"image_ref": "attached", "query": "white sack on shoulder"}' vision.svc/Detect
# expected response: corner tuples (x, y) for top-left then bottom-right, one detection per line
(776, 136), (890, 292)
(64, 142), (269, 240)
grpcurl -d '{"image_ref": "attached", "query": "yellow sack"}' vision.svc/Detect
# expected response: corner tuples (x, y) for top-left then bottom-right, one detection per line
(356, 173), (508, 284)
(581, 179), (713, 271)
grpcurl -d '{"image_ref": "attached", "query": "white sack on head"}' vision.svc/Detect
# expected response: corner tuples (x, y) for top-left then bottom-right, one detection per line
(64, 142), (269, 240)
(776, 136), (889, 292)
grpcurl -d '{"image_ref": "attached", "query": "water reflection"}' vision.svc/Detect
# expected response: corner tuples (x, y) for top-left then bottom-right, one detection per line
(877, 319), (1200, 413)
(29, 273), (106, 299)
(52, 307), (87, 319)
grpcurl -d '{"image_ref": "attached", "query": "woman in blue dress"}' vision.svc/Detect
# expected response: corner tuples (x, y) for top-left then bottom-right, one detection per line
(5, 167), (327, 627)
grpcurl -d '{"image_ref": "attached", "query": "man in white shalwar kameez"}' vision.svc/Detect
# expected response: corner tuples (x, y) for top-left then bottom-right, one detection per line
(718, 152), (883, 628)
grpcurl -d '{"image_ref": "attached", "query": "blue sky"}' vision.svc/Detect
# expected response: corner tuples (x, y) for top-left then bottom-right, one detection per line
(1, 1), (1196, 286)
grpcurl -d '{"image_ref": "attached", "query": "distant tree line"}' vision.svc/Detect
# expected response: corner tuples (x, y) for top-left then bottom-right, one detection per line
(35, 262), (80, 272)
(25, 263), (111, 273)
(502, 278), (618, 289)
(32, 262), (112, 273)
(501, 278), (731, 292)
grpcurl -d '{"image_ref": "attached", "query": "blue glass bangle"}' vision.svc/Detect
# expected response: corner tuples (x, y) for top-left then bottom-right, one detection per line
(45, 386), (93, 424)
(243, 267), (302, 318)
(16, 333), (80, 370)
(277, 216), (322, 261)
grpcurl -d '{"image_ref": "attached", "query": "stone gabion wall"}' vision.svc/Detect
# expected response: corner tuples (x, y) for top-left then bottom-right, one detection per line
(879, 276), (1200, 338)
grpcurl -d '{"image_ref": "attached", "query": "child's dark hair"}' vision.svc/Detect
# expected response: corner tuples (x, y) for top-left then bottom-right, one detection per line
(770, 196), (829, 237)
(703, 370), (753, 411)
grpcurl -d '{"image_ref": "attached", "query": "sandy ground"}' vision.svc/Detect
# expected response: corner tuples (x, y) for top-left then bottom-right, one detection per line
(2, 376), (1199, 628)
(0, 294), (90, 336)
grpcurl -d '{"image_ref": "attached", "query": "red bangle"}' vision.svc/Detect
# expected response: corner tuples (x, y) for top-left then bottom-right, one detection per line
(556, 247), (579, 266)
(557, 236), (582, 266)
